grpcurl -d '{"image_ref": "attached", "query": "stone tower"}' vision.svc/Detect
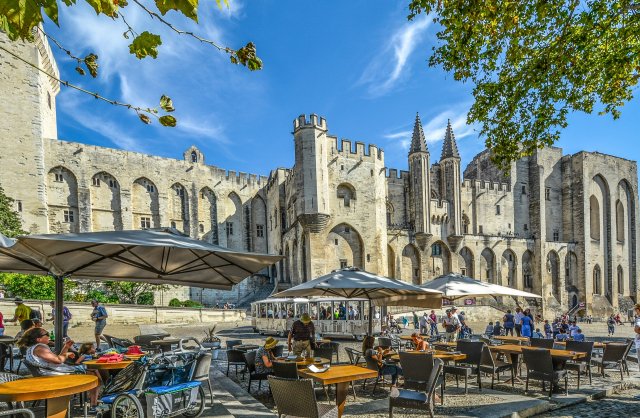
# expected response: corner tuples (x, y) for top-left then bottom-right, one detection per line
(408, 113), (431, 236)
(0, 31), (59, 234)
(440, 120), (463, 243)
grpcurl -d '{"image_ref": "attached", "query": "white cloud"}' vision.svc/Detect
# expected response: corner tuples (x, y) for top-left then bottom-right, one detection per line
(357, 14), (431, 97)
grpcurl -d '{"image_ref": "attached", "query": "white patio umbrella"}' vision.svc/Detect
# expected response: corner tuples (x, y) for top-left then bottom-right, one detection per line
(419, 272), (542, 301)
(272, 267), (443, 334)
(0, 228), (282, 350)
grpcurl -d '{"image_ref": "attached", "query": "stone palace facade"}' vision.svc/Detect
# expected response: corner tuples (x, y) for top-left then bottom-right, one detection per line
(1, 32), (638, 317)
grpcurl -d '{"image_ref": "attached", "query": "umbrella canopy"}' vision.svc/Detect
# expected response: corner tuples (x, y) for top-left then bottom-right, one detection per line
(273, 267), (442, 307)
(0, 228), (282, 350)
(419, 272), (542, 300)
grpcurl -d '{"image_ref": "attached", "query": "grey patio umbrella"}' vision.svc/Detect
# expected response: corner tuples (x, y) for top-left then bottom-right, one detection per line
(420, 272), (542, 300)
(0, 228), (282, 351)
(272, 267), (442, 334)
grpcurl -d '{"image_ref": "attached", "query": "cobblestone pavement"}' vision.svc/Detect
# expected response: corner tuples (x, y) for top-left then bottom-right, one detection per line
(535, 387), (640, 417)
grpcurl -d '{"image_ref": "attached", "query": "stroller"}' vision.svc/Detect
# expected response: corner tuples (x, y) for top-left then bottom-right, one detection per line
(96, 338), (207, 418)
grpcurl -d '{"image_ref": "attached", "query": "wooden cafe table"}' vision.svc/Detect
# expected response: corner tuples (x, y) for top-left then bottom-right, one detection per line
(84, 359), (134, 370)
(0, 374), (98, 418)
(555, 341), (606, 349)
(298, 365), (377, 417)
(388, 350), (467, 362)
(493, 335), (530, 345)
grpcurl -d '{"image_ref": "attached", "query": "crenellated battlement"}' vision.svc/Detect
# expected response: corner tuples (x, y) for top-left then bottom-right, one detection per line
(385, 168), (409, 181)
(461, 178), (511, 193)
(293, 113), (327, 131)
(328, 137), (384, 161)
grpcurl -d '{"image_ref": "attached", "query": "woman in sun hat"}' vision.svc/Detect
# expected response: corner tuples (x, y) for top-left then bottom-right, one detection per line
(255, 336), (279, 374)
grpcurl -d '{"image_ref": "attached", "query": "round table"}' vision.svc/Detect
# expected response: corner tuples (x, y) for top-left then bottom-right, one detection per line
(123, 353), (147, 360)
(0, 374), (98, 418)
(84, 359), (133, 370)
(235, 344), (260, 352)
(277, 357), (331, 368)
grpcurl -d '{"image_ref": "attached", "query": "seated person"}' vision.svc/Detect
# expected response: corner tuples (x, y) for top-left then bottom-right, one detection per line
(255, 337), (279, 375)
(363, 336), (402, 386)
(75, 342), (97, 363)
(555, 328), (569, 341)
(485, 322), (494, 336)
(411, 333), (429, 351)
(572, 328), (585, 342)
(18, 328), (101, 409)
(15, 319), (34, 340)
(532, 328), (545, 338)
(492, 321), (503, 337)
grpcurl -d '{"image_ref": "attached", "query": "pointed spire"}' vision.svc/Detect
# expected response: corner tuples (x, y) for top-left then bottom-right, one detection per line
(441, 119), (460, 160)
(409, 113), (428, 154)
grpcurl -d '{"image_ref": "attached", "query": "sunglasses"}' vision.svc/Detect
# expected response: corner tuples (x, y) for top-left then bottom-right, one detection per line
(39, 332), (50, 338)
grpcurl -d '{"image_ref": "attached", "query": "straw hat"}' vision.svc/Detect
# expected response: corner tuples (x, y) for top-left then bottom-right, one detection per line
(264, 337), (278, 350)
(300, 313), (312, 324)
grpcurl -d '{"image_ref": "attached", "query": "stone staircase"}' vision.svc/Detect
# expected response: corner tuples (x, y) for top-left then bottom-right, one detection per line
(236, 282), (276, 308)
(206, 367), (276, 418)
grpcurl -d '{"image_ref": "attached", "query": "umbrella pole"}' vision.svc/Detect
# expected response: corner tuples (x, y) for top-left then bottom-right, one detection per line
(54, 275), (64, 354)
(368, 304), (373, 336)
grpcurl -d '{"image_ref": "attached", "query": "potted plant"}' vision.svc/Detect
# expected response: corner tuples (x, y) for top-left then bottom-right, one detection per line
(201, 325), (221, 357)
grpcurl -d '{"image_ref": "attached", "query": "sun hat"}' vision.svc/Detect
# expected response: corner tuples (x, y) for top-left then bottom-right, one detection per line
(14, 297), (23, 303)
(300, 313), (312, 324)
(264, 336), (279, 350)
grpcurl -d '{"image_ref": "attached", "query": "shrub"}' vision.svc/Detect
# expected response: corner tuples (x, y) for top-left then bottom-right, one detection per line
(168, 298), (182, 307)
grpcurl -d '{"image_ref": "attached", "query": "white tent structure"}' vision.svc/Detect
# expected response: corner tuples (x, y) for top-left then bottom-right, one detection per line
(420, 272), (542, 301)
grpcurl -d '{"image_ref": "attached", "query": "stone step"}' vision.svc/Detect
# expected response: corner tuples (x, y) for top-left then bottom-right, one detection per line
(206, 368), (276, 418)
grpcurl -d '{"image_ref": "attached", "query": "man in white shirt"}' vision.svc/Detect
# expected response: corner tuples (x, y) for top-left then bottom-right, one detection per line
(634, 303), (640, 372)
(514, 308), (525, 337)
(568, 321), (579, 338)
(442, 309), (461, 342)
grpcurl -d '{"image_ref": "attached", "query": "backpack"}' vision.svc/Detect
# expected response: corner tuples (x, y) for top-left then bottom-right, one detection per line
(29, 308), (42, 321)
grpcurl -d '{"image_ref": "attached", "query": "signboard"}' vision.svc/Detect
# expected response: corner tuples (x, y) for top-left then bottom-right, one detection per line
(442, 299), (452, 306)
(464, 298), (476, 306)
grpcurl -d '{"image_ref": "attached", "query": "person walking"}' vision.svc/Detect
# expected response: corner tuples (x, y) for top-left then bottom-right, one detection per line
(287, 313), (315, 358)
(544, 320), (552, 339)
(503, 310), (515, 336)
(633, 303), (640, 372)
(521, 308), (533, 338)
(514, 307), (524, 337)
(0, 309), (4, 336)
(8, 297), (31, 324)
(412, 311), (419, 330)
(90, 300), (108, 349)
(442, 309), (460, 342)
(419, 312), (428, 335)
(428, 310), (439, 336)
(607, 314), (616, 336)
(49, 301), (72, 339)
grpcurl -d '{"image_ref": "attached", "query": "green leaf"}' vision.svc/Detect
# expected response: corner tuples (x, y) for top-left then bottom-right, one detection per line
(83, 53), (99, 78)
(75, 66), (86, 76)
(155, 0), (198, 22)
(231, 42), (263, 71)
(43, 0), (59, 26)
(0, 0), (55, 41)
(138, 113), (152, 124)
(160, 95), (175, 112)
(159, 115), (177, 127)
(129, 31), (162, 59)
(84, 0), (119, 17)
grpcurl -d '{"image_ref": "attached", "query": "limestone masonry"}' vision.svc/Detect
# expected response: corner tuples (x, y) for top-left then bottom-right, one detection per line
(1, 33), (638, 317)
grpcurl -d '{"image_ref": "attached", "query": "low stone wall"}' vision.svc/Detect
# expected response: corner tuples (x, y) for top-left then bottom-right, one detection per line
(0, 300), (245, 326)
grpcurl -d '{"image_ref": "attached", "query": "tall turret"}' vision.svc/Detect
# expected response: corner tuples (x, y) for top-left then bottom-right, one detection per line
(439, 120), (462, 236)
(408, 113), (431, 235)
(292, 114), (331, 232)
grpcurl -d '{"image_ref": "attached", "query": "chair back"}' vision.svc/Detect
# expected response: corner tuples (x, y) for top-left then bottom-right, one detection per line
(479, 337), (492, 346)
(226, 349), (246, 364)
(268, 376), (318, 418)
(271, 345), (284, 357)
(0, 372), (24, 383)
(399, 352), (433, 391)
(191, 352), (212, 382)
(425, 358), (444, 399)
(530, 338), (554, 349)
(327, 341), (340, 355)
(457, 340), (484, 365)
(111, 337), (133, 350)
(565, 341), (594, 362)
(244, 350), (257, 373)
(480, 345), (496, 368)
(522, 348), (553, 375)
(134, 334), (164, 346)
(102, 334), (116, 348)
(226, 339), (243, 350)
(601, 343), (627, 362)
(344, 347), (361, 364)
(364, 351), (381, 372)
(273, 361), (299, 379)
(313, 346), (333, 363)
(623, 339), (633, 359)
(377, 337), (392, 349)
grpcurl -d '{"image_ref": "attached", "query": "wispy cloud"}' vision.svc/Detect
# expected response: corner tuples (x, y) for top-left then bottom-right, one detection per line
(357, 14), (431, 97)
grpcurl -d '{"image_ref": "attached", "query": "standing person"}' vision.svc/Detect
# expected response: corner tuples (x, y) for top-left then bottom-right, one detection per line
(485, 322), (494, 336)
(419, 312), (428, 335)
(90, 300), (108, 349)
(428, 310), (439, 336)
(503, 310), (515, 336)
(633, 303), (640, 372)
(544, 320), (552, 339)
(0, 309), (4, 336)
(458, 310), (468, 339)
(607, 315), (616, 336)
(521, 309), (533, 338)
(49, 301), (72, 339)
(287, 313), (315, 358)
(412, 311), (419, 330)
(8, 297), (31, 324)
(442, 309), (460, 342)
(514, 307), (524, 337)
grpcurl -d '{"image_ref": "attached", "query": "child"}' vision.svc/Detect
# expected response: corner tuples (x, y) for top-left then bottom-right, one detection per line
(573, 328), (585, 342)
(493, 321), (503, 337)
(544, 320), (552, 339)
(75, 342), (97, 364)
(555, 328), (569, 341)
(532, 328), (544, 338)
(485, 321), (494, 337)
(411, 333), (429, 351)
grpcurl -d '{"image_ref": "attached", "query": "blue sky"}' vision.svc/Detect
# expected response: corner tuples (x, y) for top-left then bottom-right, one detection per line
(46, 0), (640, 177)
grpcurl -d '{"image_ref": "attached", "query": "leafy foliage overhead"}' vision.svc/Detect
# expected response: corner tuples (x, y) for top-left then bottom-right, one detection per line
(0, 185), (26, 238)
(408, 0), (640, 171)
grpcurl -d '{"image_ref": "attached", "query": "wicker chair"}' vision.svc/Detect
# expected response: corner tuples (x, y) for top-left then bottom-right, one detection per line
(479, 345), (513, 389)
(191, 352), (214, 404)
(226, 349), (247, 377)
(0, 409), (34, 418)
(0, 372), (26, 410)
(565, 341), (594, 388)
(272, 345), (285, 358)
(522, 348), (567, 398)
(530, 338), (554, 349)
(111, 337), (133, 350)
(621, 339), (634, 376)
(272, 361), (298, 379)
(244, 350), (271, 393)
(398, 352), (433, 391)
(226, 339), (243, 350)
(377, 337), (393, 350)
(313, 347), (334, 363)
(268, 376), (338, 418)
(442, 341), (483, 394)
(591, 343), (628, 380)
(326, 341), (340, 364)
(344, 347), (364, 365)
(389, 358), (443, 418)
